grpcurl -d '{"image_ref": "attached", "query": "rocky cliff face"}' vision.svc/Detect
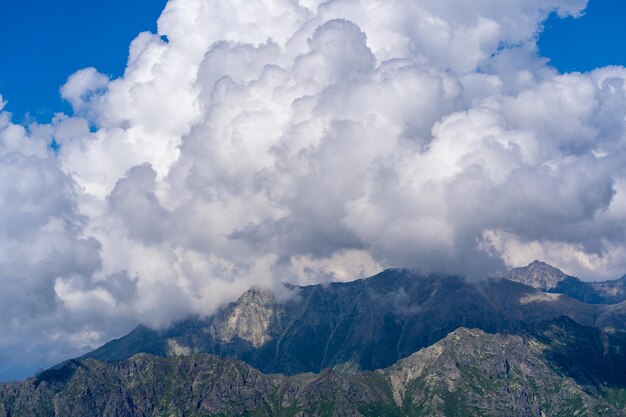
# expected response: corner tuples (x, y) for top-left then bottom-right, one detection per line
(207, 287), (281, 349)
(3, 322), (626, 417)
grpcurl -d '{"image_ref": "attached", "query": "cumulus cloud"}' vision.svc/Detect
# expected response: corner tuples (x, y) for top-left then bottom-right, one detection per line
(5, 0), (626, 377)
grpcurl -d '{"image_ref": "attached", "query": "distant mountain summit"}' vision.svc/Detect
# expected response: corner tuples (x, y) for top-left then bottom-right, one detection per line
(501, 260), (568, 290)
(502, 260), (626, 304)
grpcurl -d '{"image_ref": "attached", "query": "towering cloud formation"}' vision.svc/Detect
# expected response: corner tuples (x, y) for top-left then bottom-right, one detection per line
(3, 0), (626, 376)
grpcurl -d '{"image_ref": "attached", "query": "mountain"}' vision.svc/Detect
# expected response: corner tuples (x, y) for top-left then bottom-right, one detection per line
(5, 267), (626, 416)
(80, 269), (626, 376)
(3, 320), (626, 417)
(502, 261), (626, 304)
(501, 260), (568, 290)
(552, 275), (626, 305)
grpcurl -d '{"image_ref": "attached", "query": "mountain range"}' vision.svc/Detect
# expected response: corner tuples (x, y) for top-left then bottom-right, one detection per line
(2, 317), (626, 417)
(2, 261), (626, 416)
(81, 265), (626, 375)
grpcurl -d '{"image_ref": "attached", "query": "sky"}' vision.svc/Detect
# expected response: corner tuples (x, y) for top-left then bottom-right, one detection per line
(0, 0), (167, 123)
(1, 0), (624, 123)
(1, 0), (626, 380)
(538, 0), (626, 73)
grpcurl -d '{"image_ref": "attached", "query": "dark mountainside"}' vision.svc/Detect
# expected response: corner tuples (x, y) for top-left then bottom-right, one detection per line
(82, 268), (626, 375)
(2, 320), (626, 417)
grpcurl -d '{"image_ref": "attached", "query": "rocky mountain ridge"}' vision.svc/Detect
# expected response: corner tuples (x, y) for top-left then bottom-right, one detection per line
(3, 320), (626, 417)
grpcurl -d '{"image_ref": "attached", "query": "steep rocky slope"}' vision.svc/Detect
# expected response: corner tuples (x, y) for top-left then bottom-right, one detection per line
(81, 269), (626, 375)
(3, 322), (626, 417)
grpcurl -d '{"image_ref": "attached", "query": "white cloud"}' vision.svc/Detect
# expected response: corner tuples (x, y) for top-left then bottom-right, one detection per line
(60, 67), (109, 116)
(5, 0), (626, 377)
(290, 249), (383, 284)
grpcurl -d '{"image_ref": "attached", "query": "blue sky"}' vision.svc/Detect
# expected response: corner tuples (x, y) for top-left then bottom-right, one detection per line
(538, 0), (626, 73)
(0, 0), (167, 123)
(0, 0), (624, 123)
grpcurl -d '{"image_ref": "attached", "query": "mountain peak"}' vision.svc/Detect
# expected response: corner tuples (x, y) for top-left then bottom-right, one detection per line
(502, 260), (567, 290)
